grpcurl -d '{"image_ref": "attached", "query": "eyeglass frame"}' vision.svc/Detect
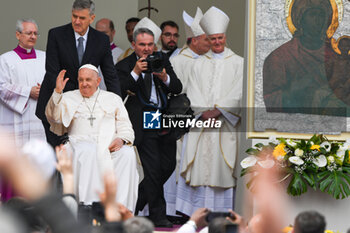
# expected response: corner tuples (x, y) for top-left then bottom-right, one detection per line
(19, 31), (40, 37)
(162, 32), (180, 38)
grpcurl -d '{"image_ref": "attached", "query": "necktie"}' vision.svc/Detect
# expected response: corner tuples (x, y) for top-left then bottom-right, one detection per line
(144, 73), (153, 101)
(77, 37), (84, 65)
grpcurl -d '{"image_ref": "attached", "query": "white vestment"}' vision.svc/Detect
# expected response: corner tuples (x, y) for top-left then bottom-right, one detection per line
(45, 89), (139, 210)
(162, 47), (182, 59)
(163, 47), (202, 216)
(170, 47), (201, 93)
(176, 47), (243, 215)
(0, 50), (45, 146)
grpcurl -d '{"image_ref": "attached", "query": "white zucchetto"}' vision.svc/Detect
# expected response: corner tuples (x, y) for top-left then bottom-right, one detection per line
(79, 64), (99, 73)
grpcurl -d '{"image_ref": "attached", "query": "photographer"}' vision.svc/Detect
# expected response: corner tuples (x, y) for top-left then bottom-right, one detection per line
(115, 17), (182, 227)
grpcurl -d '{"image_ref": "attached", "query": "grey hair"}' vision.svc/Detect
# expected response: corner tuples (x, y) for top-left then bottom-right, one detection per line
(72, 0), (95, 15)
(16, 19), (38, 32)
(124, 217), (154, 233)
(133, 28), (154, 43)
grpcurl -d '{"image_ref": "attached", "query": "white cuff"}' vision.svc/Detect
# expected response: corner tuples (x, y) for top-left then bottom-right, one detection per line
(131, 71), (140, 81)
(163, 74), (170, 86)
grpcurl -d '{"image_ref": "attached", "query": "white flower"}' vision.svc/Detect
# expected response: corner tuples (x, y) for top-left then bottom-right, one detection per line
(295, 148), (304, 157)
(313, 155), (327, 167)
(320, 141), (331, 152)
(286, 139), (297, 147)
(276, 155), (284, 162)
(258, 159), (275, 169)
(269, 136), (279, 144)
(289, 156), (304, 165)
(336, 147), (346, 161)
(310, 141), (314, 146)
(344, 143), (350, 150)
(241, 156), (257, 168)
(345, 139), (350, 147)
(327, 156), (335, 163)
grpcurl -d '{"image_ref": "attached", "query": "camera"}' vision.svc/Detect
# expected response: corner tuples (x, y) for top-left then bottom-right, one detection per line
(144, 51), (165, 73)
(205, 211), (235, 222)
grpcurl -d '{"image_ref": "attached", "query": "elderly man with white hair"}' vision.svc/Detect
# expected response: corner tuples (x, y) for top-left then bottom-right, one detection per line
(0, 18), (46, 202)
(0, 19), (45, 147)
(45, 64), (138, 211)
(178, 6), (244, 214)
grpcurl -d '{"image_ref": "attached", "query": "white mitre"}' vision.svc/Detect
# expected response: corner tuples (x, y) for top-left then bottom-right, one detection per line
(183, 7), (205, 39)
(200, 6), (230, 35)
(133, 17), (162, 44)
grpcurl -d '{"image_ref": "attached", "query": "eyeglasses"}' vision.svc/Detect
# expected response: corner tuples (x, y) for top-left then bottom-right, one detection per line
(20, 31), (40, 37)
(162, 32), (180, 38)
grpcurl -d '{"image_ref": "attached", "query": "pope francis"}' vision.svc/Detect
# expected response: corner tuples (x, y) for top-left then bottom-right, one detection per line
(45, 64), (138, 211)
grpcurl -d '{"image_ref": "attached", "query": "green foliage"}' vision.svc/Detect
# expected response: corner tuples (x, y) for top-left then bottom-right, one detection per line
(318, 170), (350, 199)
(245, 148), (259, 155)
(287, 172), (308, 196)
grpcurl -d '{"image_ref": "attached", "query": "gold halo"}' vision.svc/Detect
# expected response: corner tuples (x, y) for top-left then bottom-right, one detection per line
(285, 0), (343, 38)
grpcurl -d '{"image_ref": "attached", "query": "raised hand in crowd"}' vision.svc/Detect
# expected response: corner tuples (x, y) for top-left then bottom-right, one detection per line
(0, 132), (48, 201)
(56, 144), (74, 194)
(99, 172), (122, 222)
(246, 149), (287, 233)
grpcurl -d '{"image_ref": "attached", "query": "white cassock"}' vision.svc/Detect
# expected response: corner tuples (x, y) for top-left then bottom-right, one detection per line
(170, 47), (202, 93)
(176, 47), (243, 215)
(162, 47), (203, 216)
(0, 49), (45, 146)
(45, 89), (139, 211)
(98, 43), (124, 90)
(170, 48), (182, 58)
(110, 43), (124, 64)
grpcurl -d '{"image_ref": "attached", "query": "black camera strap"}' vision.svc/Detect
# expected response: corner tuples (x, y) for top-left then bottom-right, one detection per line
(137, 76), (167, 110)
(144, 73), (153, 100)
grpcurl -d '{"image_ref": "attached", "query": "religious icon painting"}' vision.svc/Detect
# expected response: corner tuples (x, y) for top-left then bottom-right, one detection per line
(247, 0), (350, 140)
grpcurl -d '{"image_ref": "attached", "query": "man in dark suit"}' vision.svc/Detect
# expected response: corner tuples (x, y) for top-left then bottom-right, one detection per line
(36, 0), (121, 147)
(116, 27), (182, 227)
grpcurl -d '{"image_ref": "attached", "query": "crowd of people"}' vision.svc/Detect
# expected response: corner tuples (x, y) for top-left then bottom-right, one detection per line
(0, 0), (339, 232)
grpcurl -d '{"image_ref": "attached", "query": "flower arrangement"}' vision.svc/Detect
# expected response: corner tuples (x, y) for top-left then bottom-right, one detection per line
(240, 135), (350, 199)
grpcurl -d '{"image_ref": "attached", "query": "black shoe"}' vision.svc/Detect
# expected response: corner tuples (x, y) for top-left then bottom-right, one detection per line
(154, 219), (173, 228)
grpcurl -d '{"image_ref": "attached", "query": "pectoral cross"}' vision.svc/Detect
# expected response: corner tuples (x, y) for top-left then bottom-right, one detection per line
(88, 114), (96, 126)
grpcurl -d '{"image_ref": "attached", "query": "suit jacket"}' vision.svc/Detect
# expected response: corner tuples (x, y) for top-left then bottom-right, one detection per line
(36, 23), (121, 121)
(115, 52), (182, 145)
